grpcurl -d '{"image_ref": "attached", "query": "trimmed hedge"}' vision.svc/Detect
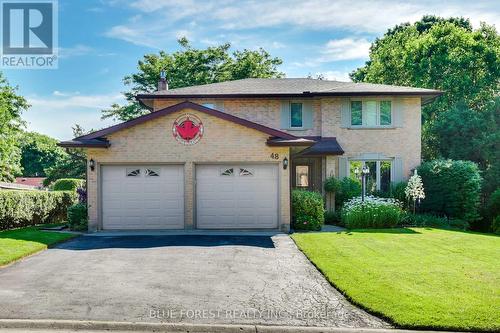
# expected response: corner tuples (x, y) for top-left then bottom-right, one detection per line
(291, 190), (324, 231)
(417, 160), (482, 223)
(0, 190), (76, 230)
(52, 178), (85, 192)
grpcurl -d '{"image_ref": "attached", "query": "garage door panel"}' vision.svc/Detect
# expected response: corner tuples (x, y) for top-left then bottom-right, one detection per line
(102, 165), (184, 230)
(196, 164), (278, 229)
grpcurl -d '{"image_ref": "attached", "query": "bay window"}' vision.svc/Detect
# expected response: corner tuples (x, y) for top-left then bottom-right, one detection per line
(349, 160), (392, 193)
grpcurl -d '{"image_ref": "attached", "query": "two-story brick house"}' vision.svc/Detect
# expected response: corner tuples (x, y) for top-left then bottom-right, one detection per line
(60, 78), (441, 232)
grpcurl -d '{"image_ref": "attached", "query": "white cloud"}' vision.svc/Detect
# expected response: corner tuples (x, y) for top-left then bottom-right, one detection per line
(110, 0), (499, 36)
(28, 93), (124, 110)
(104, 0), (499, 58)
(52, 90), (80, 97)
(24, 93), (125, 139)
(320, 38), (371, 61)
(318, 70), (352, 82)
(58, 44), (93, 58)
(58, 44), (117, 58)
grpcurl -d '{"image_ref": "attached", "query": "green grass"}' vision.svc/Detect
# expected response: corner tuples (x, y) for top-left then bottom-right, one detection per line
(292, 228), (500, 331)
(0, 225), (77, 266)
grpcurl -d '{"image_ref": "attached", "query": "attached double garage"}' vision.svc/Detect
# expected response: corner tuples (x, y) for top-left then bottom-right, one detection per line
(101, 164), (279, 230)
(76, 102), (291, 232)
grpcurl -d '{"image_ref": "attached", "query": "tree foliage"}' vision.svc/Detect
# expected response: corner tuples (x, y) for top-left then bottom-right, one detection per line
(351, 16), (500, 159)
(19, 131), (66, 177)
(102, 38), (284, 121)
(0, 73), (29, 181)
(44, 125), (87, 186)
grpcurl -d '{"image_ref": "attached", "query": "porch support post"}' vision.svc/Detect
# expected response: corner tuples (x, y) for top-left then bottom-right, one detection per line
(325, 156), (336, 212)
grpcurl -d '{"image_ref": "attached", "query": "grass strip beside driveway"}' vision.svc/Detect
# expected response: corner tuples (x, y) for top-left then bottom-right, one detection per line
(292, 228), (500, 332)
(0, 226), (77, 266)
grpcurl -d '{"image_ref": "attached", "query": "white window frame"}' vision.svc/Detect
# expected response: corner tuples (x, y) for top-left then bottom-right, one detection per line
(289, 102), (304, 129)
(349, 159), (393, 191)
(350, 98), (393, 128)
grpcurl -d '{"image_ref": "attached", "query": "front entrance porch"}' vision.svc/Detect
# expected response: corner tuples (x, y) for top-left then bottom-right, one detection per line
(291, 156), (323, 193)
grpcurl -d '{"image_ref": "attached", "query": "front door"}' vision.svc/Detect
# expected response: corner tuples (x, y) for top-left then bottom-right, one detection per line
(291, 157), (322, 192)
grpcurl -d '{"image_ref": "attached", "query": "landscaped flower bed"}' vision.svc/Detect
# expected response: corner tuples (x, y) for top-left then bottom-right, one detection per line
(342, 196), (403, 229)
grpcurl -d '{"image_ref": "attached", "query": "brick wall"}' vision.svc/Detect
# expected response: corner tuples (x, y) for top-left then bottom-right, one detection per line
(154, 96), (422, 178)
(86, 108), (290, 232)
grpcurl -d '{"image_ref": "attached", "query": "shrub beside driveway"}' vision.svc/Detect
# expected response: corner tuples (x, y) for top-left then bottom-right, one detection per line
(0, 226), (77, 266)
(292, 228), (500, 331)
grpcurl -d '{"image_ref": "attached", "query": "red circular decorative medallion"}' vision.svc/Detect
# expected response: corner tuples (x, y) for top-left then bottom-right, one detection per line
(172, 114), (204, 145)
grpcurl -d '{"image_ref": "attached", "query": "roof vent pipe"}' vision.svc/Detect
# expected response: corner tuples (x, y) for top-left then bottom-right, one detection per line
(158, 70), (168, 91)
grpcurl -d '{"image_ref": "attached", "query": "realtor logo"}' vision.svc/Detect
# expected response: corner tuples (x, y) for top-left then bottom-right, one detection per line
(1, 0), (58, 69)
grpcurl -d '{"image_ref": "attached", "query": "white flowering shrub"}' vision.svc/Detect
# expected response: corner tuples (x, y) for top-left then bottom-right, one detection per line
(405, 172), (425, 213)
(342, 196), (403, 229)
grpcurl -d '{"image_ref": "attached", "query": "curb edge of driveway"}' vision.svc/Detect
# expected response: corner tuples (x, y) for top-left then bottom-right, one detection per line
(0, 319), (456, 333)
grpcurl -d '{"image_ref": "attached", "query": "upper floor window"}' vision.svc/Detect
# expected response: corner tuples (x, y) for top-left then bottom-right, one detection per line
(290, 102), (303, 128)
(350, 100), (392, 127)
(202, 102), (224, 112)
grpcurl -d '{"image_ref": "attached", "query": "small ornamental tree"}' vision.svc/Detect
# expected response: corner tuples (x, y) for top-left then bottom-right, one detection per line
(405, 171), (425, 214)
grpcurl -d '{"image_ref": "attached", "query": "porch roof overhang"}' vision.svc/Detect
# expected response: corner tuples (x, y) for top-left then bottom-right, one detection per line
(58, 138), (110, 148)
(295, 137), (344, 156)
(267, 136), (345, 155)
(266, 137), (316, 146)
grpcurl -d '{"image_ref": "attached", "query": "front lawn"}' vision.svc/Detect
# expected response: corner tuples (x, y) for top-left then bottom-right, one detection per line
(292, 228), (500, 331)
(0, 226), (77, 266)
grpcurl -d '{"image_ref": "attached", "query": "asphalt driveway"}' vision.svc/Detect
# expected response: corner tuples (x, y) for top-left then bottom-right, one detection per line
(0, 234), (388, 328)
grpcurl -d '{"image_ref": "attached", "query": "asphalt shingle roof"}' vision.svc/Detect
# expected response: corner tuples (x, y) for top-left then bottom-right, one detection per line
(138, 78), (442, 98)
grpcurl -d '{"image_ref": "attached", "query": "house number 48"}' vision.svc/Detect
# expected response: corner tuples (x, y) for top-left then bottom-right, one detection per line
(270, 153), (280, 160)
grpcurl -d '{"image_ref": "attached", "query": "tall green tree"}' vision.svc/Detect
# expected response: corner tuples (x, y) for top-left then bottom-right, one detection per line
(44, 125), (87, 186)
(432, 98), (500, 196)
(0, 73), (29, 181)
(102, 38), (284, 121)
(350, 15), (500, 159)
(19, 131), (66, 177)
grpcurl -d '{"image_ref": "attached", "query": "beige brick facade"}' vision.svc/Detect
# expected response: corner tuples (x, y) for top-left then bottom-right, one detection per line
(86, 108), (290, 232)
(84, 95), (422, 231)
(154, 96), (422, 178)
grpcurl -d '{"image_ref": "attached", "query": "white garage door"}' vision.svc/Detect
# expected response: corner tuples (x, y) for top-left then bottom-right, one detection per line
(196, 164), (279, 229)
(102, 165), (184, 230)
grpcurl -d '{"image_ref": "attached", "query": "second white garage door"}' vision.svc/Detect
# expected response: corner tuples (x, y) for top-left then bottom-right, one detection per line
(196, 164), (279, 229)
(102, 165), (184, 230)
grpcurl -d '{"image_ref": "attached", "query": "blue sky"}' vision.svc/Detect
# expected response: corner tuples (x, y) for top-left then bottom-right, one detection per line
(4, 0), (499, 139)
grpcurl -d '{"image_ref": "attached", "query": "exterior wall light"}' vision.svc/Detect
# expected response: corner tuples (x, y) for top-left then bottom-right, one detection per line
(283, 157), (288, 170)
(89, 159), (95, 171)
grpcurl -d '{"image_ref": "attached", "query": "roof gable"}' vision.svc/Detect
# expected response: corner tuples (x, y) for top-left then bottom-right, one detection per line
(60, 101), (297, 148)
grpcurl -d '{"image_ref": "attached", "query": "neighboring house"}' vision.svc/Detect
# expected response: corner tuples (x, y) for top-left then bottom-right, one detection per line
(15, 177), (46, 189)
(0, 177), (46, 191)
(60, 78), (441, 232)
